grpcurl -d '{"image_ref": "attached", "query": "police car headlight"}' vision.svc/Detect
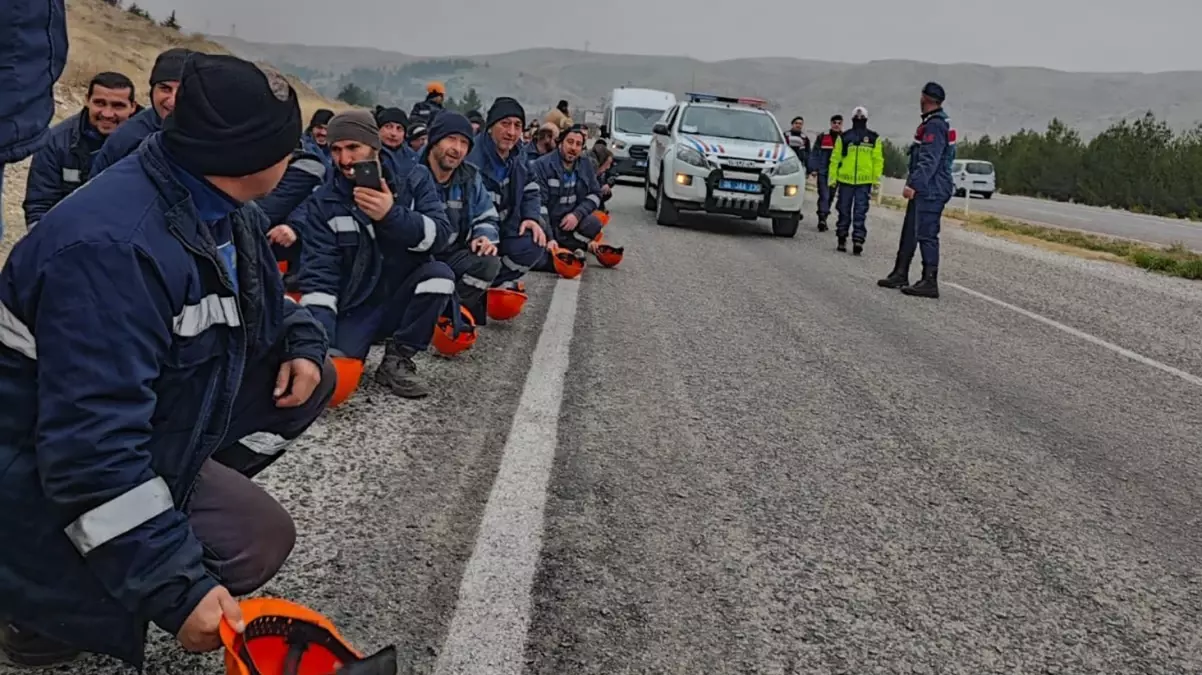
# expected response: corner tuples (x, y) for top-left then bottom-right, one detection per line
(675, 146), (706, 168)
(775, 155), (802, 176)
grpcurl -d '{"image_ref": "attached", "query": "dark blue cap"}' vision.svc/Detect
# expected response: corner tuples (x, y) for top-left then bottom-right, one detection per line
(922, 81), (946, 103)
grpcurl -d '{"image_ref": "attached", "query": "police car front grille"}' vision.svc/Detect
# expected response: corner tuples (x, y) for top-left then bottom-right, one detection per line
(712, 196), (759, 211)
(717, 160), (764, 175)
(629, 145), (649, 160)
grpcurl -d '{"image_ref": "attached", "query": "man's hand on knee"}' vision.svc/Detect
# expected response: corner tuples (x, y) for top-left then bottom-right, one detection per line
(274, 358), (323, 408)
(519, 219), (547, 247)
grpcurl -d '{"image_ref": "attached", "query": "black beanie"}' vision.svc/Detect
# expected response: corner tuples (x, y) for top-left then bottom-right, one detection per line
(376, 106), (408, 128)
(465, 109), (484, 125)
(150, 48), (192, 86)
(164, 54), (302, 178)
(308, 108), (334, 129)
(486, 97), (525, 129)
(427, 112), (475, 152)
(407, 123), (429, 141)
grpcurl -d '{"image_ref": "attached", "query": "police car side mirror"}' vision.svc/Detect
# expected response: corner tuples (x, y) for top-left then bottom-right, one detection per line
(652, 123), (669, 136)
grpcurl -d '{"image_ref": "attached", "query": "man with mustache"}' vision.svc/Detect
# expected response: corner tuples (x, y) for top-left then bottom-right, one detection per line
(23, 71), (138, 227)
(530, 125), (609, 258)
(90, 48), (192, 177)
(422, 112), (501, 325)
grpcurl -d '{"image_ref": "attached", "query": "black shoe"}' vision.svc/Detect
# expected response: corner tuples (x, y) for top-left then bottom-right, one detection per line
(877, 253), (912, 288)
(0, 624), (80, 668)
(836, 236), (847, 252)
(852, 242), (864, 256)
(817, 218), (828, 232)
(375, 344), (431, 398)
(901, 266), (940, 298)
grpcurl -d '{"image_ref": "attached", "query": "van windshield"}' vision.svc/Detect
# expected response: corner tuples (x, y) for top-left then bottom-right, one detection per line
(679, 106), (782, 143)
(965, 161), (994, 175)
(614, 107), (666, 135)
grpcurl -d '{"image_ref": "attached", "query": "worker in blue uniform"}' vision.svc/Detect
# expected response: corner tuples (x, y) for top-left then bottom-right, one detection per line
(23, 71), (139, 228)
(808, 114), (842, 232)
(90, 48), (192, 177)
(0, 0), (68, 240)
(291, 110), (455, 399)
(466, 97), (552, 290)
(255, 146), (327, 282)
(301, 108), (334, 168)
(530, 125), (607, 257)
(421, 112), (502, 324)
(878, 82), (956, 299)
(0, 55), (334, 669)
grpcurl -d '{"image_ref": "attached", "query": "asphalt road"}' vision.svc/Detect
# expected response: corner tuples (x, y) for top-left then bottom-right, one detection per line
(880, 176), (1202, 251)
(9, 188), (1202, 674)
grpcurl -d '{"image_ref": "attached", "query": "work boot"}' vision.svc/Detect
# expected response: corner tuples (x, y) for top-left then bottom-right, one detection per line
(901, 266), (940, 298)
(817, 218), (828, 232)
(852, 241), (864, 256)
(375, 343), (430, 398)
(876, 253), (911, 288)
(0, 624), (80, 668)
(836, 236), (847, 252)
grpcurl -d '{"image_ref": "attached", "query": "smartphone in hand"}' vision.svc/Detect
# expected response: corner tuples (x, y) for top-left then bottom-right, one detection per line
(352, 160), (383, 191)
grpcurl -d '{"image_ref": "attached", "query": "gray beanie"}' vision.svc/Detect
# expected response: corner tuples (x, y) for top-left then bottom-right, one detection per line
(326, 110), (381, 150)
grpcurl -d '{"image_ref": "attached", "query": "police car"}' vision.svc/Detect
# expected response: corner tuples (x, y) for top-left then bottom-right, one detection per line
(643, 92), (805, 237)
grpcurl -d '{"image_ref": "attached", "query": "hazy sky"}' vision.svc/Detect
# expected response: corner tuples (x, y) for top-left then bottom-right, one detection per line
(140, 0), (1198, 73)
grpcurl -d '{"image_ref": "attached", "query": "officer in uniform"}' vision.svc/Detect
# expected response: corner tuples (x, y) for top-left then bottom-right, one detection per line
(878, 82), (956, 298)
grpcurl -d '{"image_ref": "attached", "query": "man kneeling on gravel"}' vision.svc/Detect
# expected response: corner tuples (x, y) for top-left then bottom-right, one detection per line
(0, 54), (335, 668)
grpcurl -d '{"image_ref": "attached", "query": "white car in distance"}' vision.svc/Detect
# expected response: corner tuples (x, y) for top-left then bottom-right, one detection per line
(644, 92), (805, 237)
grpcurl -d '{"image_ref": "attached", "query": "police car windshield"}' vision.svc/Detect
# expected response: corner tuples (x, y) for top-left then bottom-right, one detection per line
(614, 107), (665, 135)
(680, 106), (781, 143)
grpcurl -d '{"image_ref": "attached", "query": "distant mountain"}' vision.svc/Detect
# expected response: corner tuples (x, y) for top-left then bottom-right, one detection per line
(212, 36), (1202, 142)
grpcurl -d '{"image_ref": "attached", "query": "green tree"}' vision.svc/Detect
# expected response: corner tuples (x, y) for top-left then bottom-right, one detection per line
(126, 2), (152, 20)
(160, 10), (180, 29)
(336, 83), (374, 107)
(459, 88), (483, 113)
(881, 138), (909, 179)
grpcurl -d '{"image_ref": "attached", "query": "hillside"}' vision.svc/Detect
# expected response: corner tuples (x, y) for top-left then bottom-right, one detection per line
(214, 36), (1202, 144)
(0, 0), (344, 260)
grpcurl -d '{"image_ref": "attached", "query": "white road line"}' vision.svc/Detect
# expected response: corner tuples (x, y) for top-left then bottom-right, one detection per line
(434, 277), (580, 675)
(947, 281), (1202, 388)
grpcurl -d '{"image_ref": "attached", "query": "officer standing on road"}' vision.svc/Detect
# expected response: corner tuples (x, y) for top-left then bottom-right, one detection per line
(809, 114), (842, 232)
(828, 107), (884, 255)
(784, 116), (810, 168)
(878, 82), (955, 298)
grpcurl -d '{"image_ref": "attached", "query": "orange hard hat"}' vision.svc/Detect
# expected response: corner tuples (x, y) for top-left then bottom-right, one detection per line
(552, 249), (585, 279)
(594, 244), (625, 268)
(220, 598), (396, 675)
(486, 287), (528, 321)
(426, 81), (446, 96)
(277, 260), (289, 275)
(327, 356), (364, 408)
(285, 291), (302, 303)
(431, 305), (477, 357)
(594, 210), (610, 227)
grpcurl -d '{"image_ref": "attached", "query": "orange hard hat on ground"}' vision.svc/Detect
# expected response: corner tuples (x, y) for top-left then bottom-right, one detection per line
(594, 244), (625, 268)
(220, 598), (396, 675)
(552, 249), (585, 279)
(431, 306), (477, 357)
(487, 287), (528, 321)
(594, 210), (610, 227)
(327, 356), (364, 408)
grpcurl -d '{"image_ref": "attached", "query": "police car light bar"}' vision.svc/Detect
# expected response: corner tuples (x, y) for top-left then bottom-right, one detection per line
(685, 92), (767, 108)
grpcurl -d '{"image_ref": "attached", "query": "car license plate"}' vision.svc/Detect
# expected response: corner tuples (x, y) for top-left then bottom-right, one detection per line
(635, 160), (648, 168)
(719, 179), (760, 193)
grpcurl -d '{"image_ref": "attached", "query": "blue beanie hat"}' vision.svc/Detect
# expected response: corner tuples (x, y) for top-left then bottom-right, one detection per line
(427, 111), (475, 152)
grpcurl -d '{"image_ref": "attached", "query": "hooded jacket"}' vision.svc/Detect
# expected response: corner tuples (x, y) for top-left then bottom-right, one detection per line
(906, 109), (957, 206)
(420, 147), (500, 251)
(465, 131), (545, 238)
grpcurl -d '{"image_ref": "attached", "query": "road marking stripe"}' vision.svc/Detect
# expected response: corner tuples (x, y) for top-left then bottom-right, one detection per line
(434, 277), (581, 675)
(947, 281), (1202, 388)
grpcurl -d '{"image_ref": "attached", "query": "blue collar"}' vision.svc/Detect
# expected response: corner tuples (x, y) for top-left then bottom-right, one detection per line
(164, 155), (241, 223)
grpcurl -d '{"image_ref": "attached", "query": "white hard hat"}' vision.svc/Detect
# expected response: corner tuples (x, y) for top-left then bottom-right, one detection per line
(853, 106), (868, 118)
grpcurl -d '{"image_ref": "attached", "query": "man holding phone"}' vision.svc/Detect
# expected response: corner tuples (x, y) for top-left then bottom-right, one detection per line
(421, 112), (502, 325)
(291, 110), (456, 399)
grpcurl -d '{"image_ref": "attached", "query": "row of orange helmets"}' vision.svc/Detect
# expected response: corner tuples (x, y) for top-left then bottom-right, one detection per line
(281, 210), (623, 408)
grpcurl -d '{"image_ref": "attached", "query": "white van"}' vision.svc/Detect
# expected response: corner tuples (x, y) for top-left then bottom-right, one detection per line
(952, 159), (996, 199)
(599, 87), (677, 179)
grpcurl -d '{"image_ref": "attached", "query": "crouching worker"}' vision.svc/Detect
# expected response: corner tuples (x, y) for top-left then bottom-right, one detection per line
(532, 125), (609, 257)
(0, 55), (335, 669)
(422, 112), (501, 324)
(293, 110), (455, 399)
(256, 145), (328, 280)
(467, 97), (552, 290)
